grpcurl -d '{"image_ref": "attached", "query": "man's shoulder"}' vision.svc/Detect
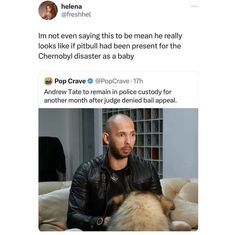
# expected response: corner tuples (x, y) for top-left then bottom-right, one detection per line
(129, 155), (157, 184)
(130, 155), (154, 170)
(71, 154), (105, 185)
(131, 155), (150, 165)
(76, 154), (105, 172)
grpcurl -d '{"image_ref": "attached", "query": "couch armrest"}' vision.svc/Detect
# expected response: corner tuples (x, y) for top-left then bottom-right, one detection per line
(39, 181), (71, 195)
(39, 187), (70, 231)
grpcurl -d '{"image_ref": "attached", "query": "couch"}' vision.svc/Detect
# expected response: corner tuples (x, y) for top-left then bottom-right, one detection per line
(39, 178), (198, 231)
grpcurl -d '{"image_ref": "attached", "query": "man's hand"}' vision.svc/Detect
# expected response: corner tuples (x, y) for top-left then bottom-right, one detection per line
(103, 217), (111, 226)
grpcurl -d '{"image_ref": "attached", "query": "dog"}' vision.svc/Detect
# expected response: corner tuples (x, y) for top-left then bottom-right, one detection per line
(106, 191), (175, 231)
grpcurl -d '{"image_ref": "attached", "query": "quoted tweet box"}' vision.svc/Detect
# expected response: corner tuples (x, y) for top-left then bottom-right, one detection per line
(38, 72), (198, 108)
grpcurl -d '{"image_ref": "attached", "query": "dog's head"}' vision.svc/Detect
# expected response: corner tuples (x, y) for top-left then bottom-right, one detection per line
(108, 192), (175, 217)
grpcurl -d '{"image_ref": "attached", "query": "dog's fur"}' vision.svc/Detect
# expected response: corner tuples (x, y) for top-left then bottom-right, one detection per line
(106, 191), (175, 231)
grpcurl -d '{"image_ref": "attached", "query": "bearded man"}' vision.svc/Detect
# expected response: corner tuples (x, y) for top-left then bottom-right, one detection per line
(67, 114), (162, 231)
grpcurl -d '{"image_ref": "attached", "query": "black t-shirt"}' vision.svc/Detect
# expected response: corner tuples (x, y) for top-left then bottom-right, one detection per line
(110, 168), (126, 195)
(106, 167), (128, 216)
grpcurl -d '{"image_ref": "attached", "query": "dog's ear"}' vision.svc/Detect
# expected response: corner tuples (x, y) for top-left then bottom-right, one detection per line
(112, 194), (126, 206)
(107, 194), (126, 215)
(159, 196), (175, 216)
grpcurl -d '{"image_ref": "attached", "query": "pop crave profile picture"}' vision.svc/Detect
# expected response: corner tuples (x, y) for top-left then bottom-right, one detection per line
(44, 77), (53, 85)
(39, 1), (58, 20)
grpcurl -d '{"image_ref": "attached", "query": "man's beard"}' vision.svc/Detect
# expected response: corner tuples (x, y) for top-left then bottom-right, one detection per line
(109, 144), (132, 160)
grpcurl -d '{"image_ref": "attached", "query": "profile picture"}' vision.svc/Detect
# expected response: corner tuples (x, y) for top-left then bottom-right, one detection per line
(44, 77), (53, 85)
(39, 1), (58, 20)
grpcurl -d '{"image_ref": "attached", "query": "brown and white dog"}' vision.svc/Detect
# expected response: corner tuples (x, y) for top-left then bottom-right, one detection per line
(106, 191), (175, 231)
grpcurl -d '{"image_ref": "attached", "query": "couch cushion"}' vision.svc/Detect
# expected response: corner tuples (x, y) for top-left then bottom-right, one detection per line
(39, 187), (70, 231)
(171, 198), (198, 229)
(160, 178), (198, 229)
(177, 182), (198, 203)
(160, 178), (191, 200)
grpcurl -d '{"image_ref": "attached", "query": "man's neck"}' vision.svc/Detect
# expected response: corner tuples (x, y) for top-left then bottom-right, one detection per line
(108, 153), (128, 171)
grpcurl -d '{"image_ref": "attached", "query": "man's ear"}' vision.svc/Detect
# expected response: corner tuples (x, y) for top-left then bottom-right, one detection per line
(103, 132), (110, 145)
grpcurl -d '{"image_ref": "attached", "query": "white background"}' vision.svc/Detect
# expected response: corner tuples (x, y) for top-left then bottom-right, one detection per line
(1, 0), (235, 234)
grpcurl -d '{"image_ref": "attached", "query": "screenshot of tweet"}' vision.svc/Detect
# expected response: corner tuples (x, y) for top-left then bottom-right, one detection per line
(38, 72), (198, 108)
(37, 0), (199, 233)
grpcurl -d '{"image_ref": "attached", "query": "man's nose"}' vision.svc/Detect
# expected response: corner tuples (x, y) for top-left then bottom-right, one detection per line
(125, 135), (131, 144)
